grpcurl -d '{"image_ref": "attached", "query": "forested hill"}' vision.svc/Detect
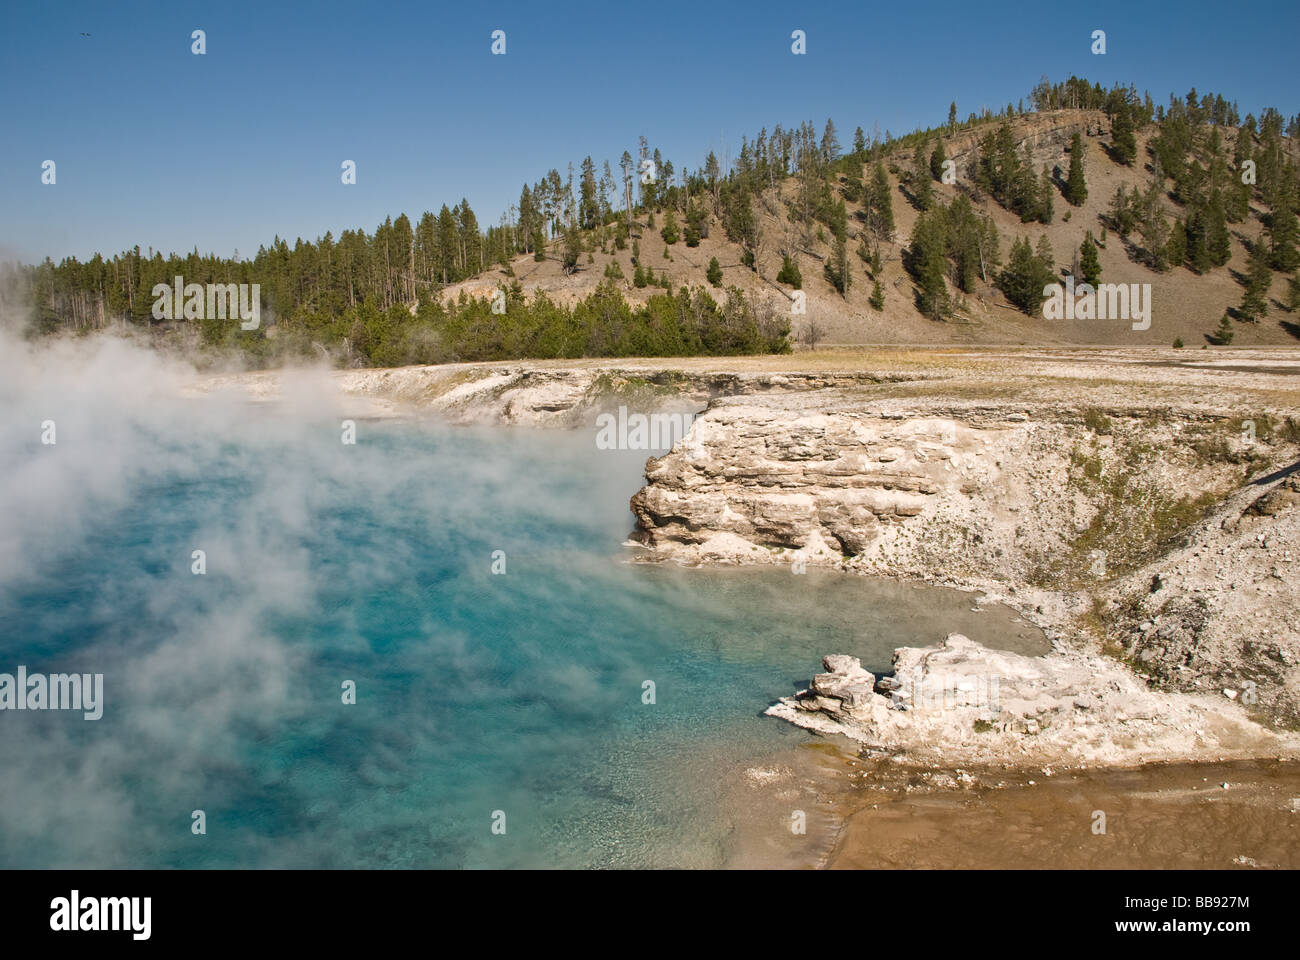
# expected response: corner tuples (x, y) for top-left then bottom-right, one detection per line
(9, 75), (1300, 364)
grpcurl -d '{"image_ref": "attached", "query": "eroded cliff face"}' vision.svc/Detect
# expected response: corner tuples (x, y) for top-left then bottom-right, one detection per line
(629, 393), (1300, 729)
(629, 400), (1026, 569)
(629, 396), (1271, 577)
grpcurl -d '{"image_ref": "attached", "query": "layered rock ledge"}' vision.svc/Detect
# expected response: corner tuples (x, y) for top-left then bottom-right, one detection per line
(768, 635), (1298, 767)
(628, 387), (1300, 730)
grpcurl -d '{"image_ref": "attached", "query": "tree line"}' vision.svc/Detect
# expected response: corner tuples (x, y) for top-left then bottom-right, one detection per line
(12, 73), (1299, 358)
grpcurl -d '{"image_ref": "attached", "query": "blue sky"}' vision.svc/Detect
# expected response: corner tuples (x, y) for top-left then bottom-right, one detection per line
(2, 0), (1296, 263)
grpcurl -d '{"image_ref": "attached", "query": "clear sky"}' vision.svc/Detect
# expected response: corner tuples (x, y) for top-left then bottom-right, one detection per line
(2, 0), (1296, 264)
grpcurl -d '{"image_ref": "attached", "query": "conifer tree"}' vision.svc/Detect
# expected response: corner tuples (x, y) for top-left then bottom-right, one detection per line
(777, 254), (802, 289)
(562, 227), (581, 274)
(437, 205), (459, 282)
(1138, 179), (1170, 270)
(1065, 133), (1088, 206)
(1206, 192), (1231, 267)
(1239, 239), (1273, 320)
(1227, 131), (1252, 222)
(821, 118), (841, 164)
(1039, 165), (1055, 223)
(909, 210), (949, 319)
(912, 141), (933, 210)
(660, 209), (679, 245)
(1010, 143), (1038, 221)
(998, 236), (1055, 315)
(1110, 99), (1137, 165)
(930, 140), (947, 181)
(1079, 231), (1102, 285)
(1212, 313), (1234, 344)
(870, 278), (885, 310)
(684, 201), (708, 246)
(1267, 195), (1299, 272)
(579, 156), (599, 230)
(868, 162), (895, 242)
(825, 237), (851, 296)
(1167, 218), (1187, 268)
(707, 257), (723, 287)
(1035, 235), (1054, 274)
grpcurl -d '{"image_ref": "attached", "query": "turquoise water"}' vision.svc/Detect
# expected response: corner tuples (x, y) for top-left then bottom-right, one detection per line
(0, 411), (1044, 868)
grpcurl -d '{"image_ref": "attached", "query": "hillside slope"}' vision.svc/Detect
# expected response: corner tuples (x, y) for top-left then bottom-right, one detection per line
(445, 109), (1300, 348)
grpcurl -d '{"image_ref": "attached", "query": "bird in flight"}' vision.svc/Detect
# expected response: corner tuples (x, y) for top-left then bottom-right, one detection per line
(80, 32), (91, 38)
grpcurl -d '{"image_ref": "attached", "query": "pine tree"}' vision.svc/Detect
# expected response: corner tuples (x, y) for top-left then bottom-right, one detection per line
(1138, 179), (1170, 270)
(1212, 313), (1234, 344)
(1239, 239), (1273, 320)
(1167, 218), (1187, 269)
(660, 209), (679, 245)
(1110, 100), (1137, 165)
(998, 236), (1054, 315)
(1039, 165), (1055, 224)
(908, 210), (949, 320)
(912, 141), (933, 210)
(579, 156), (599, 230)
(1010, 143), (1038, 221)
(868, 162), (895, 242)
(1207, 192), (1232, 266)
(824, 237), (851, 296)
(436, 205), (459, 282)
(707, 257), (723, 287)
(1079, 231), (1101, 285)
(1035, 235), (1054, 275)
(857, 232), (873, 266)
(561, 227), (581, 274)
(821, 118), (841, 164)
(1268, 197), (1299, 272)
(1227, 131), (1252, 222)
(1065, 133), (1088, 206)
(777, 254), (802, 289)
(685, 201), (708, 247)
(1108, 185), (1136, 237)
(930, 140), (947, 181)
(869, 278), (885, 310)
